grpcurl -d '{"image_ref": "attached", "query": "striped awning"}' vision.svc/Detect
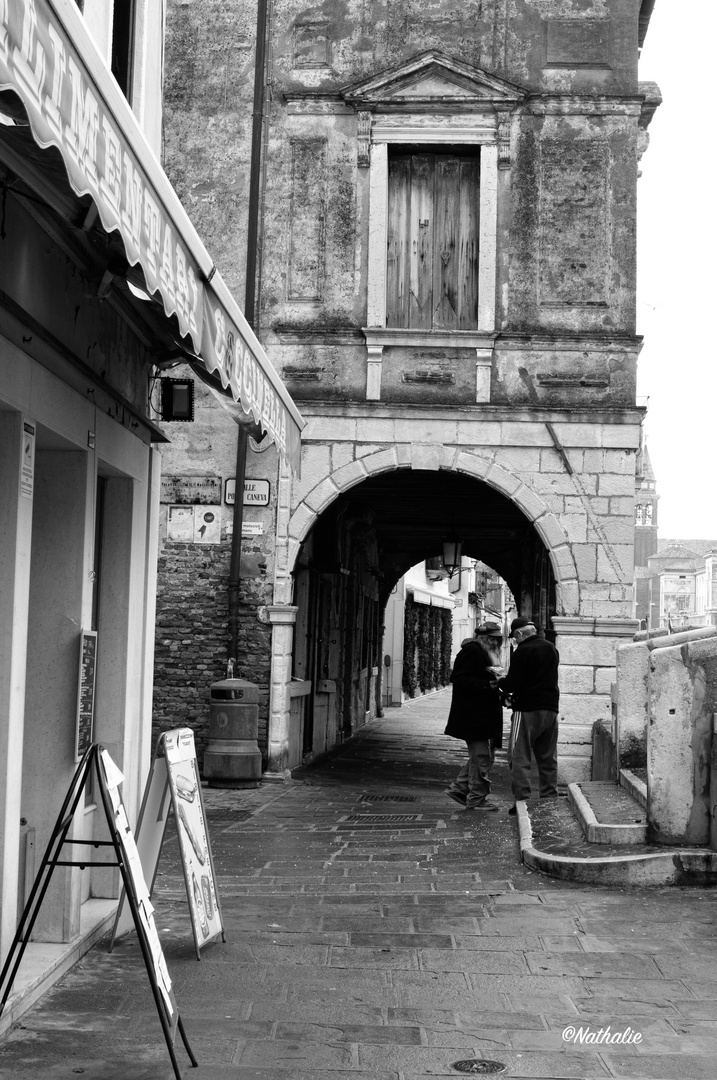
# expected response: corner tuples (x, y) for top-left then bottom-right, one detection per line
(0, 0), (304, 471)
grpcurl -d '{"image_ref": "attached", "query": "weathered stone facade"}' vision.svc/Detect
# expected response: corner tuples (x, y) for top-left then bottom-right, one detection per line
(162, 0), (658, 781)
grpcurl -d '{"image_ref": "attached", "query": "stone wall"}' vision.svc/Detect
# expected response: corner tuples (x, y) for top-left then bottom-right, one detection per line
(611, 626), (717, 846)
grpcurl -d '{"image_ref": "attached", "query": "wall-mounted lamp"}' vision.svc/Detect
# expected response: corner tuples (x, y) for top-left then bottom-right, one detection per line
(160, 377), (195, 422)
(441, 536), (462, 578)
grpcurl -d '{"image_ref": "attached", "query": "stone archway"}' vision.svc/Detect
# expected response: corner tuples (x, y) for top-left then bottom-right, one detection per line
(285, 446), (579, 616)
(264, 447), (577, 777)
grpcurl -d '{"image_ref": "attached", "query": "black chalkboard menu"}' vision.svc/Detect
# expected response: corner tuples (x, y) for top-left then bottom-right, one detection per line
(75, 631), (98, 761)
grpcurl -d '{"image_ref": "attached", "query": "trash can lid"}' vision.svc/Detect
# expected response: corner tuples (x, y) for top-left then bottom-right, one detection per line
(210, 677), (260, 701)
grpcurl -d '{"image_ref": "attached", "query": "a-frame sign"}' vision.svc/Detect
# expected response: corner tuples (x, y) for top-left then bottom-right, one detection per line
(0, 744), (197, 1079)
(111, 728), (225, 958)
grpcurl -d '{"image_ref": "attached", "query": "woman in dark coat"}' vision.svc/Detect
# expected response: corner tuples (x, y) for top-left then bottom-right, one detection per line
(444, 623), (504, 811)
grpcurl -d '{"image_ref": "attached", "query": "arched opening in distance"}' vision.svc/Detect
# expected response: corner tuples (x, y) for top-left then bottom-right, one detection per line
(289, 469), (557, 766)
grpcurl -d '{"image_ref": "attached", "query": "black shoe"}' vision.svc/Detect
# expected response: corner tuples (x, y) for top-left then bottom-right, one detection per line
(444, 788), (467, 807)
(508, 804), (517, 816)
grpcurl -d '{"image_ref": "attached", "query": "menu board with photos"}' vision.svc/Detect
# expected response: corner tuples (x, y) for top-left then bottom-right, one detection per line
(163, 729), (223, 952)
(75, 631), (97, 761)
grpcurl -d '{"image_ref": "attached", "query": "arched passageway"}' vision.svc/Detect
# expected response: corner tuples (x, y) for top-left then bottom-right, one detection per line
(290, 469), (556, 762)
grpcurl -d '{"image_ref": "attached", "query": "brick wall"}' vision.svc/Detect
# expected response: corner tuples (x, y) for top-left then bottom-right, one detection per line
(153, 540), (275, 770)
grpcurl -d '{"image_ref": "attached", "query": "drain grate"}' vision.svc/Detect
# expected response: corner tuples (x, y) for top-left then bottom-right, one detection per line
(343, 814), (422, 823)
(358, 794), (418, 804)
(451, 1061), (506, 1075)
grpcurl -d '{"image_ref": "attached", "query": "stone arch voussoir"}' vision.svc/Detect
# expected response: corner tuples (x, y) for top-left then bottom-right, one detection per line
(287, 448), (579, 614)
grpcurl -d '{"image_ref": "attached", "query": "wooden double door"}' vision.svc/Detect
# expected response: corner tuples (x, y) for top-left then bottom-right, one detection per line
(387, 149), (480, 330)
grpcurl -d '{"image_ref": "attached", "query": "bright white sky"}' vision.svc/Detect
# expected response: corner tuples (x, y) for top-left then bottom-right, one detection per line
(636, 1), (717, 540)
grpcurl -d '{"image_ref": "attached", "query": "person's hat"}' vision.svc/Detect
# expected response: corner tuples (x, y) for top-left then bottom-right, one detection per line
(509, 616), (535, 637)
(475, 622), (502, 637)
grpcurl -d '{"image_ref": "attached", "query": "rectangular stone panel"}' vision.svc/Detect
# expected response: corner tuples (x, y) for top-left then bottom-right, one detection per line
(538, 139), (609, 307)
(544, 18), (612, 68)
(288, 139), (328, 300)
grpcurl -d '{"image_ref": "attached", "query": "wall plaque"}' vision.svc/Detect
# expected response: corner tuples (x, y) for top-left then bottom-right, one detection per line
(160, 475), (221, 504)
(545, 19), (612, 68)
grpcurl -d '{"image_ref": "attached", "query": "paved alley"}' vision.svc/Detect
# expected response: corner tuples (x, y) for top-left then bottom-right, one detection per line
(2, 691), (717, 1079)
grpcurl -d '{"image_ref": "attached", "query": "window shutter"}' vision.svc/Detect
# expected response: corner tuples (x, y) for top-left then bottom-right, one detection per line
(387, 155), (411, 327)
(387, 151), (480, 330)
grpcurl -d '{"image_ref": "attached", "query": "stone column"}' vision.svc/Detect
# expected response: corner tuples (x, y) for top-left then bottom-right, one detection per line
(553, 616), (639, 783)
(264, 605), (298, 780)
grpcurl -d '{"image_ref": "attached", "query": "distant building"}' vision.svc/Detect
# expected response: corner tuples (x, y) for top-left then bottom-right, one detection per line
(632, 433), (716, 630)
(381, 559), (514, 707)
(646, 542), (717, 631)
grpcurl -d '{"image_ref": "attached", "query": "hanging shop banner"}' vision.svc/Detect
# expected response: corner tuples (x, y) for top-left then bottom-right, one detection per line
(163, 728), (224, 954)
(0, 0), (304, 474)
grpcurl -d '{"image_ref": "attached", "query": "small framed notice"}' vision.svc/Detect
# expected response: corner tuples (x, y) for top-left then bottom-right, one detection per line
(75, 631), (98, 761)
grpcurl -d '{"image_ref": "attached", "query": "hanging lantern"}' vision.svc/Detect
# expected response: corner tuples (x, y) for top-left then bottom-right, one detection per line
(441, 536), (462, 578)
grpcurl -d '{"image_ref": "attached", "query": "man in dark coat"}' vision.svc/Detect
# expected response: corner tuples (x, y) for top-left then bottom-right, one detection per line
(443, 623), (504, 811)
(498, 616), (560, 814)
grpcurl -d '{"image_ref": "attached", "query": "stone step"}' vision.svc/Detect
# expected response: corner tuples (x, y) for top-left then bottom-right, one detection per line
(568, 780), (648, 845)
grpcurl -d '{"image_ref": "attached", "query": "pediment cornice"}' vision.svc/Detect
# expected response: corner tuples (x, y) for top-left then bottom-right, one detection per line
(341, 51), (528, 112)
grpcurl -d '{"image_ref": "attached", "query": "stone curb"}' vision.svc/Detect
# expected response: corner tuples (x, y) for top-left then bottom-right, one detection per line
(516, 800), (717, 886)
(567, 781), (647, 845)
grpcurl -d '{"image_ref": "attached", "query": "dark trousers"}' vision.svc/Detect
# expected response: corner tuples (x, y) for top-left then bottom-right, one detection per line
(508, 710), (558, 801)
(447, 740), (495, 807)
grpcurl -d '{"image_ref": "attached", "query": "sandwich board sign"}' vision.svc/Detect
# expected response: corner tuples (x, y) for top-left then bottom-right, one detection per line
(112, 728), (224, 958)
(0, 744), (196, 1079)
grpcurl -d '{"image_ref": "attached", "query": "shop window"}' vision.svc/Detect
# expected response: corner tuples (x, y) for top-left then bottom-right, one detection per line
(386, 148), (480, 331)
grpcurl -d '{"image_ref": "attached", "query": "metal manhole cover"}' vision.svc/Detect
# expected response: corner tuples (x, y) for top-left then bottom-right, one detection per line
(452, 1061), (506, 1075)
(358, 794), (418, 803)
(343, 814), (422, 823)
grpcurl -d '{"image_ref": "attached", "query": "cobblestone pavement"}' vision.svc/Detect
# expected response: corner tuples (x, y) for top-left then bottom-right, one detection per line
(2, 691), (717, 1079)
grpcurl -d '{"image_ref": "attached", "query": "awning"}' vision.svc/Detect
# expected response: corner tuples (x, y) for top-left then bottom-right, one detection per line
(0, 0), (304, 472)
(411, 588), (456, 609)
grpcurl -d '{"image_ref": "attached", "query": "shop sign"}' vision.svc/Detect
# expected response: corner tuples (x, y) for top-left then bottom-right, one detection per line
(163, 729), (223, 951)
(20, 419), (35, 498)
(75, 629), (97, 760)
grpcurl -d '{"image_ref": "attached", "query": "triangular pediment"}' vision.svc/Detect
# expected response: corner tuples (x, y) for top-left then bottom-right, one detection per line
(342, 51), (527, 110)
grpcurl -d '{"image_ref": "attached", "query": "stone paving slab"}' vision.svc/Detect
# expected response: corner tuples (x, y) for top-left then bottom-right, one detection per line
(2, 690), (717, 1079)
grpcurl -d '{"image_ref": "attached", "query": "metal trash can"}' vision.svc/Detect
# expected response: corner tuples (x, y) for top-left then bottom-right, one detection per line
(203, 678), (262, 788)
